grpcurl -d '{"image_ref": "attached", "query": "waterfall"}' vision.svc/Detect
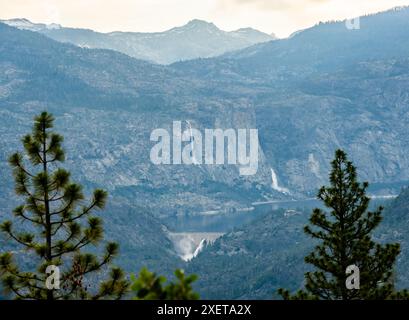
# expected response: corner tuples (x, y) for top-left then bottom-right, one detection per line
(168, 233), (222, 261)
(271, 168), (290, 193)
(192, 239), (206, 259)
(181, 238), (206, 261)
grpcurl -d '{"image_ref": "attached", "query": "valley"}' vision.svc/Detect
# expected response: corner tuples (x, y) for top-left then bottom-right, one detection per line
(1, 6), (409, 300)
(164, 197), (395, 261)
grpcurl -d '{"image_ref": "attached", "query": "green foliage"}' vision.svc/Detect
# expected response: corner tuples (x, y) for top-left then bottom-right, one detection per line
(131, 267), (199, 300)
(0, 112), (129, 300)
(279, 149), (409, 300)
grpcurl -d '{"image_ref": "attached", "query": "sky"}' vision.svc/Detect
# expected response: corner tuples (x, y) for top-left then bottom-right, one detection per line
(1, 0), (409, 38)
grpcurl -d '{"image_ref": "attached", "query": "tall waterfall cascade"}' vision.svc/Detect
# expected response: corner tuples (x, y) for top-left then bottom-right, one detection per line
(270, 168), (290, 194)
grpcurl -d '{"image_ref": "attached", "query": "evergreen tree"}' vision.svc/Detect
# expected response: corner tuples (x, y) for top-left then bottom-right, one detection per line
(131, 268), (199, 300)
(279, 149), (409, 300)
(0, 112), (129, 300)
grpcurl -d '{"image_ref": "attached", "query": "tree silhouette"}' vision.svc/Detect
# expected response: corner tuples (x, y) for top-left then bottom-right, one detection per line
(131, 267), (199, 300)
(279, 149), (409, 300)
(0, 112), (128, 300)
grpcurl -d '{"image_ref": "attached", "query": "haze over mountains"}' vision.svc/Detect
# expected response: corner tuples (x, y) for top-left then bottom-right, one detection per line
(0, 18), (275, 64)
(1, 6), (409, 299)
(2, 6), (409, 213)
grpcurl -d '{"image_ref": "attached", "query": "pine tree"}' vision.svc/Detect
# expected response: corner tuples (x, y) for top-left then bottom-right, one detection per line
(0, 112), (129, 300)
(131, 268), (199, 300)
(278, 149), (409, 300)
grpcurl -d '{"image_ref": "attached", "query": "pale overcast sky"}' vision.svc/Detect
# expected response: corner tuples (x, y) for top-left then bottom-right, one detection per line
(1, 0), (409, 37)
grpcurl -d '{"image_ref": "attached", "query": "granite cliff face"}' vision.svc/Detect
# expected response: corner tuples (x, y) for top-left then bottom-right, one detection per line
(2, 8), (409, 220)
(2, 7), (409, 299)
(174, 7), (409, 196)
(0, 22), (279, 221)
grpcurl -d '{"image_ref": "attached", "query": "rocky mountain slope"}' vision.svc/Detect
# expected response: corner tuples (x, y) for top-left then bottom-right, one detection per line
(174, 6), (409, 195)
(0, 21), (278, 220)
(2, 7), (409, 298)
(2, 7), (409, 217)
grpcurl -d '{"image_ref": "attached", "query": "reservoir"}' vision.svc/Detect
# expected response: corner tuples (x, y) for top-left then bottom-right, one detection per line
(164, 197), (395, 233)
(164, 196), (395, 260)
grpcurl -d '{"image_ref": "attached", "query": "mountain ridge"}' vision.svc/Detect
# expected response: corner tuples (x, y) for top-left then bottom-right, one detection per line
(2, 6), (409, 299)
(0, 18), (275, 64)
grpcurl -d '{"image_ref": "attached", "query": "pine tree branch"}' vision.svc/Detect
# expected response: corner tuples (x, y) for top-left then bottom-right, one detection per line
(3, 230), (36, 250)
(8, 284), (30, 300)
(51, 231), (77, 250)
(16, 176), (45, 203)
(51, 236), (92, 258)
(48, 188), (63, 202)
(49, 199), (75, 217)
(50, 222), (65, 236)
(82, 255), (113, 276)
(14, 162), (35, 178)
(50, 200), (98, 223)
(17, 211), (42, 225)
(53, 283), (80, 300)
(2, 265), (42, 282)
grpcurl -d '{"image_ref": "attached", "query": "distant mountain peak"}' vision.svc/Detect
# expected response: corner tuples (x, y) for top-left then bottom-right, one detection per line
(1, 18), (61, 31)
(235, 27), (260, 32)
(7, 17), (30, 23)
(230, 27), (276, 40)
(389, 5), (409, 12)
(181, 19), (220, 32)
(1, 17), (275, 64)
(186, 19), (217, 27)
